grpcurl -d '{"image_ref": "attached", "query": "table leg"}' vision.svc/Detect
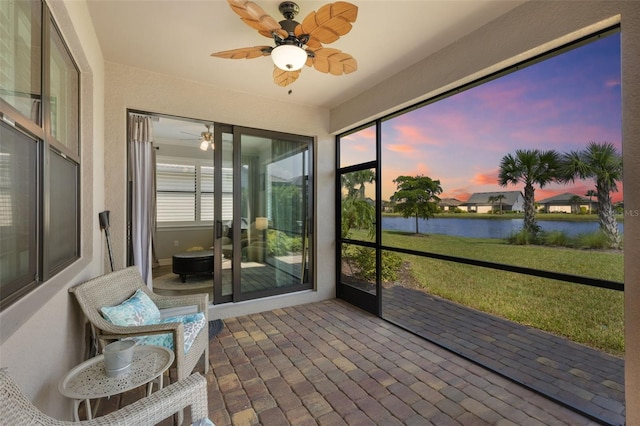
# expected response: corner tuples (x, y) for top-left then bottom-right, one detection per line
(86, 399), (93, 420)
(146, 374), (164, 396)
(72, 399), (92, 421)
(73, 400), (81, 422)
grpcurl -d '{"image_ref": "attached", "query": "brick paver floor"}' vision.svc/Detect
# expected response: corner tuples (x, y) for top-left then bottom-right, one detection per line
(382, 285), (625, 426)
(207, 299), (600, 425)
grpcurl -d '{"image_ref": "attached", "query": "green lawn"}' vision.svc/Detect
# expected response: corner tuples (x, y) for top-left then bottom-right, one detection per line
(352, 230), (625, 356)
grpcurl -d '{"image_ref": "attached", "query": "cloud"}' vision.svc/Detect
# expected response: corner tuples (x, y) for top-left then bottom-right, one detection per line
(341, 127), (376, 141)
(386, 144), (415, 154)
(472, 170), (499, 185)
(415, 163), (431, 176)
(393, 124), (442, 146)
(605, 78), (621, 88)
(441, 188), (472, 201)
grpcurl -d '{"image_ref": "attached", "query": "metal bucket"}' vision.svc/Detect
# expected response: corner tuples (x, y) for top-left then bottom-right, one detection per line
(103, 340), (135, 377)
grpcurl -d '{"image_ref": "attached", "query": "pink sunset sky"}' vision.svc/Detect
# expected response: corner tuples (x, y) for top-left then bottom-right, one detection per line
(340, 32), (623, 204)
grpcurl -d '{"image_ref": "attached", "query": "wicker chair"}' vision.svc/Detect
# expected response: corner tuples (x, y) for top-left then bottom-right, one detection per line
(0, 368), (211, 425)
(69, 266), (209, 383)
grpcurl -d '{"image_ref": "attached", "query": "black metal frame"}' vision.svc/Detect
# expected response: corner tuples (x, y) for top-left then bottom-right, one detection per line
(335, 26), (624, 317)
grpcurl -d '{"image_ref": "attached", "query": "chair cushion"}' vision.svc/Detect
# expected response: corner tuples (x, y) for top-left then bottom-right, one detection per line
(101, 289), (161, 326)
(133, 312), (206, 354)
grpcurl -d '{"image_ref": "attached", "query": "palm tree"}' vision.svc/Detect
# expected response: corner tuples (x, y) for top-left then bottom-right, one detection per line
(498, 149), (561, 234)
(569, 195), (583, 214)
(342, 170), (375, 199)
(585, 189), (597, 214)
(341, 169), (376, 239)
(495, 194), (505, 214)
(560, 142), (622, 249)
(487, 195), (498, 213)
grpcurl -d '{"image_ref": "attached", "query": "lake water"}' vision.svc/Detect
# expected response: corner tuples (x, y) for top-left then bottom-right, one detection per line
(381, 216), (624, 239)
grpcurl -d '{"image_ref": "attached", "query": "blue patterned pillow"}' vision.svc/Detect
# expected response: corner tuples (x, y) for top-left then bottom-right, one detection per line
(101, 289), (161, 326)
(133, 312), (206, 354)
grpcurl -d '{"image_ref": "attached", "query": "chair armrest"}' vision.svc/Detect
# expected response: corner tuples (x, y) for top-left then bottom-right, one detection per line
(151, 292), (209, 314)
(88, 373), (209, 426)
(100, 323), (185, 357)
(99, 321), (184, 339)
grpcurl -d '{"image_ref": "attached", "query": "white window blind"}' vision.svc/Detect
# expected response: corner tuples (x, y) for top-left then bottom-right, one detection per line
(156, 162), (196, 223)
(200, 166), (214, 221)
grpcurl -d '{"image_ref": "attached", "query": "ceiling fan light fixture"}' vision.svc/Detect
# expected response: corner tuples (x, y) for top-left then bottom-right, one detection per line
(200, 140), (210, 151)
(271, 44), (307, 71)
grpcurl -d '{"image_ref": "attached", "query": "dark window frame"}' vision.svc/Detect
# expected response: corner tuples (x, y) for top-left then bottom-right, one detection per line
(0, 0), (81, 310)
(335, 26), (624, 316)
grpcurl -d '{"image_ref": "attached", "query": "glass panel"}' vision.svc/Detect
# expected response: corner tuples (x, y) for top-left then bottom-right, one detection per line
(380, 33), (622, 282)
(340, 243), (376, 295)
(0, 0), (42, 123)
(0, 122), (37, 299)
(339, 124), (375, 168)
(340, 168), (376, 243)
(200, 165), (213, 221)
(240, 134), (310, 295)
(220, 134), (233, 297)
(381, 254), (624, 356)
(48, 149), (78, 271)
(48, 19), (79, 154)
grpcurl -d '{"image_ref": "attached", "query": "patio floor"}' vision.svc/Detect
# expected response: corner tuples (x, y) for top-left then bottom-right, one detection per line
(92, 298), (620, 424)
(103, 266), (624, 425)
(380, 285), (624, 425)
(201, 299), (601, 425)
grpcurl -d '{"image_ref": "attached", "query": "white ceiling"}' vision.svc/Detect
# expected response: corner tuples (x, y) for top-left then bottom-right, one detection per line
(86, 0), (525, 110)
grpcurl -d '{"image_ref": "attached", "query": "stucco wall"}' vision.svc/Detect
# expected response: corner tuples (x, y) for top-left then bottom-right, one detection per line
(330, 1), (640, 423)
(103, 62), (336, 320)
(0, 0), (106, 420)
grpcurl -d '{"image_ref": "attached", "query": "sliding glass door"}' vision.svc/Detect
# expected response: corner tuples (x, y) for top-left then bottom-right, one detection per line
(214, 125), (313, 303)
(132, 114), (313, 305)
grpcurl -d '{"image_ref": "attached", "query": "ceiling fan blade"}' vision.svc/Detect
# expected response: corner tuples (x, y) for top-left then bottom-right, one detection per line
(227, 0), (288, 39)
(273, 67), (301, 87)
(211, 46), (272, 59)
(310, 48), (357, 75)
(297, 1), (358, 45)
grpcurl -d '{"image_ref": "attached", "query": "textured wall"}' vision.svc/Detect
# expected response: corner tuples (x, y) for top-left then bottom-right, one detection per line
(0, 0), (106, 420)
(330, 1), (639, 422)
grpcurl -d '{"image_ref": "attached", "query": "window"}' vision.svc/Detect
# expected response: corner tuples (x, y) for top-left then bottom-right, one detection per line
(156, 158), (217, 226)
(336, 28), (623, 420)
(0, 122), (38, 301)
(0, 1), (80, 309)
(0, 0), (42, 123)
(337, 28), (623, 348)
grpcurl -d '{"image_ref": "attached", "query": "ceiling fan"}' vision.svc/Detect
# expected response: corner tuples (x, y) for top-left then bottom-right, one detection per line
(211, 0), (358, 87)
(180, 124), (214, 151)
(198, 124), (214, 151)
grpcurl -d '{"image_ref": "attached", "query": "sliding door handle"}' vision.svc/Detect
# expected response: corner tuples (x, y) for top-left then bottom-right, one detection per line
(216, 220), (223, 239)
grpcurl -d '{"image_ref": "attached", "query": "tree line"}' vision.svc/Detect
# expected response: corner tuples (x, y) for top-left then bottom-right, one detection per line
(342, 142), (622, 249)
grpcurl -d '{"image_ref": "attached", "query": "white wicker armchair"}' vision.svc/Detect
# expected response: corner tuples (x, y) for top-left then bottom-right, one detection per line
(0, 368), (210, 425)
(69, 267), (209, 382)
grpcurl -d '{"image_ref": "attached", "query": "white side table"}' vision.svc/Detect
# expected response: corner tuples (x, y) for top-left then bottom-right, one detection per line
(59, 345), (174, 421)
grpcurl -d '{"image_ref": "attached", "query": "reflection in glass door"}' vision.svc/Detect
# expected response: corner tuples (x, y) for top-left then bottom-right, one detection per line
(147, 116), (313, 305)
(235, 131), (312, 300)
(213, 128), (234, 303)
